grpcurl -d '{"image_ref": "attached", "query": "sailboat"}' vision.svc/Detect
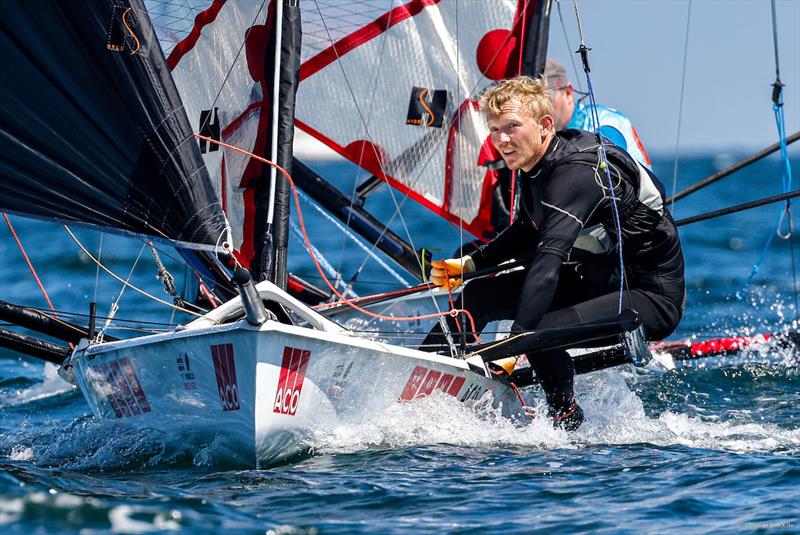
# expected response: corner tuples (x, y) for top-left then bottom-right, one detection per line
(0, 0), (649, 466)
(0, 1), (795, 466)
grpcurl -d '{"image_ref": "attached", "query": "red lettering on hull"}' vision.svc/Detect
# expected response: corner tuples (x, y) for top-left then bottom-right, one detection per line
(211, 343), (240, 411)
(94, 357), (150, 418)
(399, 367), (471, 401)
(273, 346), (312, 415)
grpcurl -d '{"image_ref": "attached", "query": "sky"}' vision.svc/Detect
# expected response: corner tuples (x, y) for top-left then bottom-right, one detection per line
(547, 0), (800, 154)
(296, 0), (799, 159)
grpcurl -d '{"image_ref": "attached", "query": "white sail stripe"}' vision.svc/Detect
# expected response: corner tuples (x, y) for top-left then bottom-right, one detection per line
(541, 201), (584, 227)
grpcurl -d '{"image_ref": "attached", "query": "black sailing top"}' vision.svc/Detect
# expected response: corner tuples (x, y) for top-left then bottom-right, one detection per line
(470, 129), (685, 329)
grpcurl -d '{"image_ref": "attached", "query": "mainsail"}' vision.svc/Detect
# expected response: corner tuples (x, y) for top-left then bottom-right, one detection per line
(296, 0), (549, 240)
(148, 0), (550, 276)
(0, 0), (229, 251)
(151, 0), (301, 285)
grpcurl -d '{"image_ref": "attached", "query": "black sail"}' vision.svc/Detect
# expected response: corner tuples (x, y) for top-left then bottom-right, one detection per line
(0, 0), (228, 250)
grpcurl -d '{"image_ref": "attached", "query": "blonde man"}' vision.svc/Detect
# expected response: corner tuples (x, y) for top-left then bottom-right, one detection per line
(422, 77), (684, 431)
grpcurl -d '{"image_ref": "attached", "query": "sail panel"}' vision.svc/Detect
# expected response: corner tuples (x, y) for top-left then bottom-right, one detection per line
(0, 0), (228, 250)
(295, 0), (522, 239)
(155, 0), (277, 269)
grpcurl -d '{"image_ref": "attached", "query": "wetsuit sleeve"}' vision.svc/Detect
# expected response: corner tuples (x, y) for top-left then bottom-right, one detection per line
(512, 252), (563, 330)
(469, 219), (538, 270)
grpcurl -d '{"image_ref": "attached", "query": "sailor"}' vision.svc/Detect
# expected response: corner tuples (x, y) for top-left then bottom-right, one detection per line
(545, 58), (651, 169)
(422, 76), (685, 431)
(466, 59), (652, 252)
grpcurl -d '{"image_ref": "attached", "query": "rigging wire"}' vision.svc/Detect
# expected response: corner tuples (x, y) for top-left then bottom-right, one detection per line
(554, 0), (584, 93)
(92, 233), (104, 304)
(570, 0), (626, 315)
(97, 242), (146, 342)
(63, 226), (211, 320)
(311, 2), (410, 278)
(319, 0), (395, 291)
(196, 0), (268, 135)
(739, 0), (797, 318)
(669, 0), (693, 216)
(309, 2), (452, 327)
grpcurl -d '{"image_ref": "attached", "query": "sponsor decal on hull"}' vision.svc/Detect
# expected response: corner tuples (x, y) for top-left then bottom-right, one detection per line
(176, 352), (197, 391)
(399, 366), (477, 401)
(273, 346), (311, 416)
(211, 343), (239, 411)
(324, 361), (353, 399)
(93, 357), (151, 418)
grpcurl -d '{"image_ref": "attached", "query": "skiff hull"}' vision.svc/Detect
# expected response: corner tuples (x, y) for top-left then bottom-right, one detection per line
(70, 320), (522, 466)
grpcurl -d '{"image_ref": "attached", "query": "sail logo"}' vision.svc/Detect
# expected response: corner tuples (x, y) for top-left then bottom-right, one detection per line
(399, 366), (467, 401)
(273, 346), (312, 416)
(94, 357), (151, 418)
(211, 344), (240, 411)
(406, 86), (448, 128)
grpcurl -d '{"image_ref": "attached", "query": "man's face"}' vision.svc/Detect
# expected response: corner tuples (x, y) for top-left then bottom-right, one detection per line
(488, 99), (553, 172)
(550, 84), (575, 130)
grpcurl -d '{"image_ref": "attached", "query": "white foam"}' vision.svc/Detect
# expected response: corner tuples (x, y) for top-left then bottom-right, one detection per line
(0, 362), (74, 407)
(305, 368), (800, 456)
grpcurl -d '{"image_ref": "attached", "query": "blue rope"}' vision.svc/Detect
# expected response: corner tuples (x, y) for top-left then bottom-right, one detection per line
(739, 88), (794, 295)
(582, 68), (626, 314)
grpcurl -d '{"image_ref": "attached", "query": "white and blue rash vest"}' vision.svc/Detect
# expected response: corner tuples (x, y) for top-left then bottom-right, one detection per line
(568, 102), (652, 169)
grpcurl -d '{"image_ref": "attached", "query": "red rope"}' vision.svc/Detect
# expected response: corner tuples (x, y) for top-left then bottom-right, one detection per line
(3, 213), (59, 317)
(195, 135), (479, 332)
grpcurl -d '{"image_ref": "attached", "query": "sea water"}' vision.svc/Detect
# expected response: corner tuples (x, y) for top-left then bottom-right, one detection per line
(1, 153), (799, 533)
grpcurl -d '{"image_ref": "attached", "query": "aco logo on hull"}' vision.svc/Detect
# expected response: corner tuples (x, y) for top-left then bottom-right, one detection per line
(273, 346), (312, 416)
(211, 343), (239, 411)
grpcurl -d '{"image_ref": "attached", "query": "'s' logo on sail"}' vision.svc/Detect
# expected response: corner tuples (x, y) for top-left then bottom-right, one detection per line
(274, 347), (312, 416)
(406, 87), (448, 128)
(211, 344), (240, 411)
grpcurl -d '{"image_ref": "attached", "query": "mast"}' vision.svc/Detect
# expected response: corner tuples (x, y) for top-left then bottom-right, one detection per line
(257, 0), (302, 289)
(518, 0), (552, 77)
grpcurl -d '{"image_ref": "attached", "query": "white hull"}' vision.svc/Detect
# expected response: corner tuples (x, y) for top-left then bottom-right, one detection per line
(66, 282), (521, 466)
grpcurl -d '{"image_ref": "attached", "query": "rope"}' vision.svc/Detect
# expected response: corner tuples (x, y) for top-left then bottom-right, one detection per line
(740, 0), (796, 313)
(570, 0), (626, 315)
(194, 134), (479, 337)
(295, 189), (409, 287)
(288, 218), (354, 297)
(3, 213), (59, 317)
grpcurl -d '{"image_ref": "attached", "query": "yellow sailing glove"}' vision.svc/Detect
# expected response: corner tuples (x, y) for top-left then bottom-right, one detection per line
(429, 255), (475, 290)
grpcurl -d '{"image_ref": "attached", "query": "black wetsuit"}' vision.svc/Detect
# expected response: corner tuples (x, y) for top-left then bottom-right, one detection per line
(423, 129), (685, 415)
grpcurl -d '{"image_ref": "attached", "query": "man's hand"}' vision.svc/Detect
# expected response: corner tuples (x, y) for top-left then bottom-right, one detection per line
(429, 255), (475, 290)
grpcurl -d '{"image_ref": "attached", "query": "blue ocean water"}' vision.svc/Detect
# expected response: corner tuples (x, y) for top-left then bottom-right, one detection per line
(1, 153), (799, 533)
